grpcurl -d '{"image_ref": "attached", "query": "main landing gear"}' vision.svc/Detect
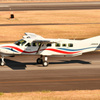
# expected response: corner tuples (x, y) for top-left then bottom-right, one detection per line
(1, 56), (5, 66)
(37, 56), (49, 67)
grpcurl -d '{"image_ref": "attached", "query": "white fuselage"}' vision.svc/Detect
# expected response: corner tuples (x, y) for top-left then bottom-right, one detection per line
(0, 36), (100, 57)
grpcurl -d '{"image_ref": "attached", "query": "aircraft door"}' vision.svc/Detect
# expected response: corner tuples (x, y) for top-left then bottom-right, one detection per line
(31, 42), (46, 54)
(31, 42), (38, 53)
(24, 42), (32, 52)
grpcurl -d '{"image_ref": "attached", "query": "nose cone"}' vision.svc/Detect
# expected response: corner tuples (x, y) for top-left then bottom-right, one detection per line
(0, 46), (14, 54)
(0, 47), (8, 54)
(0, 47), (4, 53)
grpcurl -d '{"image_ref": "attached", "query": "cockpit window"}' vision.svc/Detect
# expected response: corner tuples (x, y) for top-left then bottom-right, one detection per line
(15, 39), (26, 46)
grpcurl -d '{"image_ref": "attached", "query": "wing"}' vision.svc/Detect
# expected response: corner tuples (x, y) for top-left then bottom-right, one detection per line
(23, 32), (58, 43)
(23, 32), (44, 40)
(23, 33), (58, 54)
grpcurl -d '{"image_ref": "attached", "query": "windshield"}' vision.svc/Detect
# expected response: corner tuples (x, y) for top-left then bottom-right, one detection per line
(15, 39), (26, 46)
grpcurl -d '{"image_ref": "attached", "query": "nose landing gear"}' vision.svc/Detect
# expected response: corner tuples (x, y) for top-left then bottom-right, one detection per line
(1, 56), (5, 66)
(37, 56), (49, 67)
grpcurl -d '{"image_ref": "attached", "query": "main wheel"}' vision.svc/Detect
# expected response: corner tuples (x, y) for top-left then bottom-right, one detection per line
(37, 58), (43, 64)
(43, 61), (49, 67)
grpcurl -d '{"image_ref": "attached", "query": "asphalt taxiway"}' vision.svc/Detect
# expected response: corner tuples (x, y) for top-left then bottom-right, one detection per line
(0, 2), (100, 11)
(0, 52), (100, 92)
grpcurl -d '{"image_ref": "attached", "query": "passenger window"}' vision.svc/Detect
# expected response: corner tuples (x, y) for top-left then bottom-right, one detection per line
(47, 43), (51, 47)
(25, 43), (31, 47)
(68, 43), (73, 47)
(38, 43), (41, 46)
(62, 44), (66, 47)
(56, 43), (60, 47)
(33, 43), (37, 46)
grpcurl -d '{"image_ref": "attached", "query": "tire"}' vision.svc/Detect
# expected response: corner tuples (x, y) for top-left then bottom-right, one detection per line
(37, 58), (43, 64)
(1, 62), (5, 66)
(43, 61), (49, 67)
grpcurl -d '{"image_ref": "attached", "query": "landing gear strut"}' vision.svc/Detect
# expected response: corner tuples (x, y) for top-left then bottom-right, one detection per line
(36, 56), (49, 67)
(1, 56), (5, 66)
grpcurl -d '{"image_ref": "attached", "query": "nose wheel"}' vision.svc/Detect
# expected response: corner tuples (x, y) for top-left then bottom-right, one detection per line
(37, 56), (49, 67)
(1, 56), (5, 66)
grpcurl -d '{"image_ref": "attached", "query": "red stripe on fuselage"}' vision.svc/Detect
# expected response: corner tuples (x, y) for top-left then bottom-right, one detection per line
(2, 46), (80, 54)
(45, 48), (80, 54)
(1, 46), (37, 53)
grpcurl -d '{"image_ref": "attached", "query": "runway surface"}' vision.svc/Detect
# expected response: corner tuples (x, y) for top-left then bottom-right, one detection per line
(0, 52), (100, 92)
(0, 2), (100, 11)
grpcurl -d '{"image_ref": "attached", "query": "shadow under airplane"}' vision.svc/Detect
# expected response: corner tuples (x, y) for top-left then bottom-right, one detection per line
(4, 59), (37, 70)
(49, 60), (91, 65)
(0, 59), (91, 70)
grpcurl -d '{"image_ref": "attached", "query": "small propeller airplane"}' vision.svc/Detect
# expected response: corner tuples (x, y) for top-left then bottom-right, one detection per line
(0, 32), (100, 67)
